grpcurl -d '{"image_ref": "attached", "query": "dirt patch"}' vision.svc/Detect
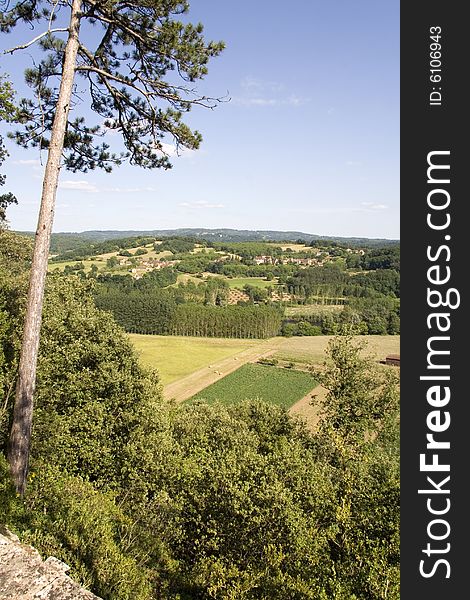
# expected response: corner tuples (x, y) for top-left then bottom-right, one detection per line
(289, 384), (327, 431)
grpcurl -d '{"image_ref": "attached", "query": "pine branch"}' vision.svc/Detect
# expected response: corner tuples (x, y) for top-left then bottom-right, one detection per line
(4, 28), (69, 54)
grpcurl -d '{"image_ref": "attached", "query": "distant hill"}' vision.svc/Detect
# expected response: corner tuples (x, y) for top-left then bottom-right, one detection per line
(17, 228), (399, 254)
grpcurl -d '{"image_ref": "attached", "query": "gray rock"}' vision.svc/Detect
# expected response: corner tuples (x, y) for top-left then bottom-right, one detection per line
(0, 531), (101, 599)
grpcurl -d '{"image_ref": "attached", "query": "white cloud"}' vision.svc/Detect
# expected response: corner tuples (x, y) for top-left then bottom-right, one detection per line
(12, 159), (42, 166)
(361, 202), (388, 211)
(235, 97), (278, 106)
(233, 94), (309, 108)
(236, 77), (309, 108)
(157, 142), (195, 158)
(59, 180), (158, 194)
(241, 77), (284, 93)
(59, 180), (99, 192)
(179, 200), (224, 209)
(103, 186), (157, 193)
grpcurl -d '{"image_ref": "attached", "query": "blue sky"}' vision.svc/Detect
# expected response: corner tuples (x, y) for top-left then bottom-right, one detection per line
(1, 0), (399, 238)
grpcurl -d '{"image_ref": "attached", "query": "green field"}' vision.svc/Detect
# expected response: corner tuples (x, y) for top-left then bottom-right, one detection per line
(227, 277), (278, 289)
(48, 258), (107, 273)
(128, 334), (262, 385)
(190, 363), (317, 409)
(175, 273), (205, 285)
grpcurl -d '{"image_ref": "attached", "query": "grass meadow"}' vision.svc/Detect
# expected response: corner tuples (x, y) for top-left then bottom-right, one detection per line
(226, 277), (278, 289)
(274, 335), (400, 365)
(128, 334), (262, 385)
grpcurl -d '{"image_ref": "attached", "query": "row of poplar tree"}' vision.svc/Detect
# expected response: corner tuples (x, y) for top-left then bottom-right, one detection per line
(95, 287), (282, 338)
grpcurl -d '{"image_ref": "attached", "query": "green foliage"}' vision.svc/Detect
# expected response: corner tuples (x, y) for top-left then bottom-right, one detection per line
(170, 304), (282, 338)
(190, 363), (317, 409)
(158, 238), (196, 254)
(211, 260), (296, 279)
(281, 320), (322, 337)
(257, 357), (279, 366)
(359, 245), (400, 271)
(96, 283), (282, 338)
(212, 241), (283, 259)
(122, 400), (339, 599)
(11, 466), (154, 600)
(0, 74), (18, 225)
(309, 336), (400, 599)
(243, 284), (268, 303)
(106, 256), (119, 268)
(1, 253), (161, 490)
(314, 335), (399, 443)
(51, 235), (158, 262)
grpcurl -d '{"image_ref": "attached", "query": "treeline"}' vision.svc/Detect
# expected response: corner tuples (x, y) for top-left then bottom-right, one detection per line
(156, 238), (197, 253)
(211, 241), (283, 258)
(50, 234), (157, 262)
(96, 267), (178, 290)
(282, 296), (400, 337)
(170, 304), (282, 338)
(95, 288), (282, 338)
(346, 245), (400, 270)
(210, 259), (297, 279)
(287, 264), (400, 299)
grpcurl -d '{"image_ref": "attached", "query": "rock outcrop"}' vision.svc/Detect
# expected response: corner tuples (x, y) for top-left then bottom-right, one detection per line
(0, 528), (101, 599)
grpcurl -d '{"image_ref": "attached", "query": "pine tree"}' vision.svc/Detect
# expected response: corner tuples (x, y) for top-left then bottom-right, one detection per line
(1, 0), (224, 493)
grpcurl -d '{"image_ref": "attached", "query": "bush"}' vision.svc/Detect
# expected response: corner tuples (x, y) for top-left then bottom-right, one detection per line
(257, 357), (279, 366)
(14, 466), (153, 600)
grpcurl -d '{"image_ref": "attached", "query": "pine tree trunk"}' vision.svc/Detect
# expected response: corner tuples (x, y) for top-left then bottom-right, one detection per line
(8, 0), (83, 495)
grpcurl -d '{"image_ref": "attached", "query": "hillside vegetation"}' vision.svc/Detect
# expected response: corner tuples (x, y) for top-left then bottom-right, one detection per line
(1, 230), (399, 599)
(44, 234), (400, 339)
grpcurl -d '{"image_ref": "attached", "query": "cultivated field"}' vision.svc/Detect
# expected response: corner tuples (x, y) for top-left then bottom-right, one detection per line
(129, 334), (399, 404)
(48, 258), (105, 272)
(266, 243), (314, 252)
(174, 273), (205, 285)
(190, 363), (317, 409)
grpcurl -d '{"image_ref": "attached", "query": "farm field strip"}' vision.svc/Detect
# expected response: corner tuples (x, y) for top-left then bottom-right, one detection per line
(274, 335), (400, 365)
(288, 384), (327, 431)
(189, 363), (318, 410)
(162, 339), (285, 402)
(284, 305), (343, 316)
